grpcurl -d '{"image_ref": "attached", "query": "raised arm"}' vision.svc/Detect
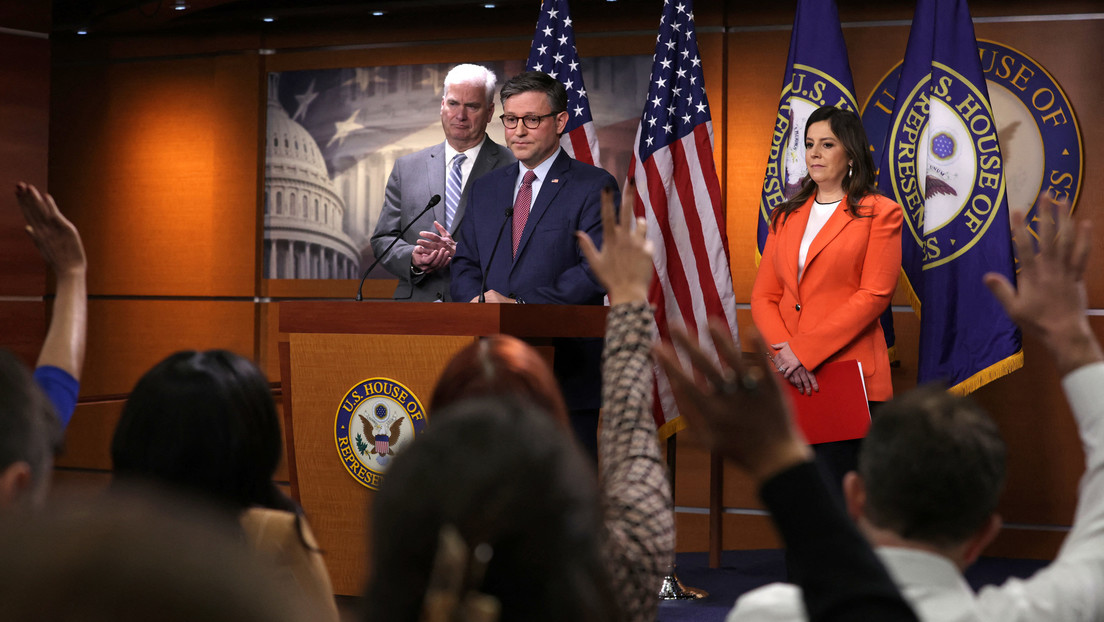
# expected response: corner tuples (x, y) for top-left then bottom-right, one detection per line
(15, 183), (86, 427)
(577, 184), (673, 622)
(977, 196), (1104, 620)
(655, 325), (918, 622)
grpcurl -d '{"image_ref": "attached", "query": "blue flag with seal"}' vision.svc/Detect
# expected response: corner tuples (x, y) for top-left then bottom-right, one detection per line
(756, 0), (900, 358)
(876, 0), (1022, 392)
(757, 0), (857, 256)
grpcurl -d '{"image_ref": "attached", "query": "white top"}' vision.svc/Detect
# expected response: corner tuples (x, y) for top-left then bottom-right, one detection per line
(726, 361), (1104, 622)
(797, 199), (840, 281)
(444, 136), (486, 190)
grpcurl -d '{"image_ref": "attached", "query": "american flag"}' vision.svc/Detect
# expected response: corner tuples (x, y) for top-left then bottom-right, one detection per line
(525, 0), (600, 166)
(629, 0), (737, 438)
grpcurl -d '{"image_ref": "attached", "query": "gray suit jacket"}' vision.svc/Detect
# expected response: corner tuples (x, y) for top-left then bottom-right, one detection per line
(370, 135), (515, 301)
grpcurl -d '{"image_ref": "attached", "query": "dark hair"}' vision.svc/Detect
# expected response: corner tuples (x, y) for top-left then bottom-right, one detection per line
(499, 71), (567, 116)
(430, 335), (569, 428)
(0, 349), (61, 497)
(771, 105), (878, 230)
(859, 385), (1006, 547)
(111, 350), (295, 515)
(366, 397), (619, 622)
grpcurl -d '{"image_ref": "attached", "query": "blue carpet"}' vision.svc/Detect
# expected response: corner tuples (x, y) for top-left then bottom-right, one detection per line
(657, 550), (1048, 622)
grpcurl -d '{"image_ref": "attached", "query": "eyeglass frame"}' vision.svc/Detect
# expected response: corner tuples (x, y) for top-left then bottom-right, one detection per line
(498, 111), (561, 130)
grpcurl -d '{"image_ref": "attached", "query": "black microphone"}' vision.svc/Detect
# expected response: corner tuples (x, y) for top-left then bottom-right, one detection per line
(355, 194), (441, 301)
(478, 207), (514, 303)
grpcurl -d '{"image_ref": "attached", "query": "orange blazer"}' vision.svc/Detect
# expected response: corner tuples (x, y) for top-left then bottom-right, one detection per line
(751, 193), (903, 401)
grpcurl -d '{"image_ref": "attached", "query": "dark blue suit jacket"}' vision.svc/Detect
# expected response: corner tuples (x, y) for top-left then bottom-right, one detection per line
(451, 150), (616, 305)
(451, 150), (617, 411)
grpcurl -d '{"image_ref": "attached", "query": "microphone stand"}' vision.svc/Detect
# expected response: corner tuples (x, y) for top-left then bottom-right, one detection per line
(477, 207), (514, 303)
(354, 195), (441, 301)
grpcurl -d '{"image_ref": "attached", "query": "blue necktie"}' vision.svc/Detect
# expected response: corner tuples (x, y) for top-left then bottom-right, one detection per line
(445, 153), (466, 229)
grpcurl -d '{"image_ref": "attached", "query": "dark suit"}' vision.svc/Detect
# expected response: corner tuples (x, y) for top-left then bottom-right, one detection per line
(370, 135), (514, 302)
(451, 149), (612, 305)
(452, 149), (616, 414)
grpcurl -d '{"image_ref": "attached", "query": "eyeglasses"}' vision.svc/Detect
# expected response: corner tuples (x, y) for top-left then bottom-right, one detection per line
(499, 112), (558, 129)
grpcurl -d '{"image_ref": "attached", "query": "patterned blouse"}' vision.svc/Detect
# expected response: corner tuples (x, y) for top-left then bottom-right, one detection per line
(600, 302), (675, 622)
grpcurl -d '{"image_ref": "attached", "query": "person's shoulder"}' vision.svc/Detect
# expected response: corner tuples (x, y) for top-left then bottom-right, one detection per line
(727, 582), (807, 622)
(858, 191), (902, 211)
(485, 138), (516, 161)
(395, 141), (445, 166)
(241, 508), (320, 552)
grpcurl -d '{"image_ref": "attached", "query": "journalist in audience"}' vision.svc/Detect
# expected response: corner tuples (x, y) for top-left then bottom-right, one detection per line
(111, 349), (339, 622)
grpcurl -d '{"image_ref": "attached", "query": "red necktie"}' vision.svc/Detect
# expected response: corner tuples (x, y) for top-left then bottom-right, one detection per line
(512, 170), (537, 258)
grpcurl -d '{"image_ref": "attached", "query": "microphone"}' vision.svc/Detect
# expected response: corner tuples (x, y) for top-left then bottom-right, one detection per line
(478, 207), (514, 303)
(355, 194), (441, 301)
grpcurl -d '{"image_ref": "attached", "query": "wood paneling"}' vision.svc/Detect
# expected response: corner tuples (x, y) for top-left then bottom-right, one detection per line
(0, 31), (50, 299)
(49, 54), (261, 298)
(56, 400), (123, 471)
(81, 299), (256, 397)
(0, 301), (45, 366)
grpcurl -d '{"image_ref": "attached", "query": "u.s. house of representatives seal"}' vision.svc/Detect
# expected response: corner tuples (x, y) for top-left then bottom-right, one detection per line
(863, 40), (1082, 244)
(334, 378), (426, 490)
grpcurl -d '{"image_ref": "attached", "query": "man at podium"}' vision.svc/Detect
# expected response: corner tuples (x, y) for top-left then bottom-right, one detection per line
(451, 71), (616, 457)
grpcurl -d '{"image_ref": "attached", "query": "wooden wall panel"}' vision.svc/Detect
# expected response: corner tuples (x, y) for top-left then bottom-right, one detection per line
(81, 299), (256, 397)
(0, 29), (50, 362)
(0, 31), (50, 298)
(56, 400), (123, 471)
(0, 301), (45, 366)
(49, 54), (261, 298)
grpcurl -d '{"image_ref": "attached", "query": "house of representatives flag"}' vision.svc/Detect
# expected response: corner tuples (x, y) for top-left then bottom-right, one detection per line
(628, 0), (737, 438)
(756, 0), (858, 256)
(526, 0), (599, 166)
(876, 0), (1022, 392)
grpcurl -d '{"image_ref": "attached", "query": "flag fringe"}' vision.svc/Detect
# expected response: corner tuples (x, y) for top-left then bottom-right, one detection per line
(897, 268), (921, 318)
(656, 415), (687, 441)
(948, 349), (1024, 395)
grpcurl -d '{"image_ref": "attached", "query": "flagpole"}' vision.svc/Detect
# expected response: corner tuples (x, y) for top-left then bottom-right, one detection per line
(657, 434), (708, 600)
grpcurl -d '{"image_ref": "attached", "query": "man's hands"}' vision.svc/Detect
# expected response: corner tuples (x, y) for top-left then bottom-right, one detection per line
(470, 290), (514, 304)
(576, 185), (653, 305)
(412, 221), (456, 273)
(984, 196), (1100, 376)
(655, 323), (811, 483)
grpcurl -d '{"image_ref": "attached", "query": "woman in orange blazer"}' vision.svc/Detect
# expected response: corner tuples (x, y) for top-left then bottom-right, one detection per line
(752, 106), (902, 484)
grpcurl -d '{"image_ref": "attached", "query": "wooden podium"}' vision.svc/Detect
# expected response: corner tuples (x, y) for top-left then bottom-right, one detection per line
(278, 301), (607, 595)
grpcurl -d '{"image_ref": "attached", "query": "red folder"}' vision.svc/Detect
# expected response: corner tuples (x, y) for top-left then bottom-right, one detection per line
(782, 359), (870, 444)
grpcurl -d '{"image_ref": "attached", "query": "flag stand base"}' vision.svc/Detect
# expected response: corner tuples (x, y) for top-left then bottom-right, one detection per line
(657, 565), (708, 600)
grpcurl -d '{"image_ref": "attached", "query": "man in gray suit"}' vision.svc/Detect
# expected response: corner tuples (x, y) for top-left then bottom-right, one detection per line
(370, 64), (516, 301)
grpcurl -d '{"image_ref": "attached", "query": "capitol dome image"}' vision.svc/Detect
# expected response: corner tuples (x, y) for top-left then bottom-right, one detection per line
(263, 74), (360, 279)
